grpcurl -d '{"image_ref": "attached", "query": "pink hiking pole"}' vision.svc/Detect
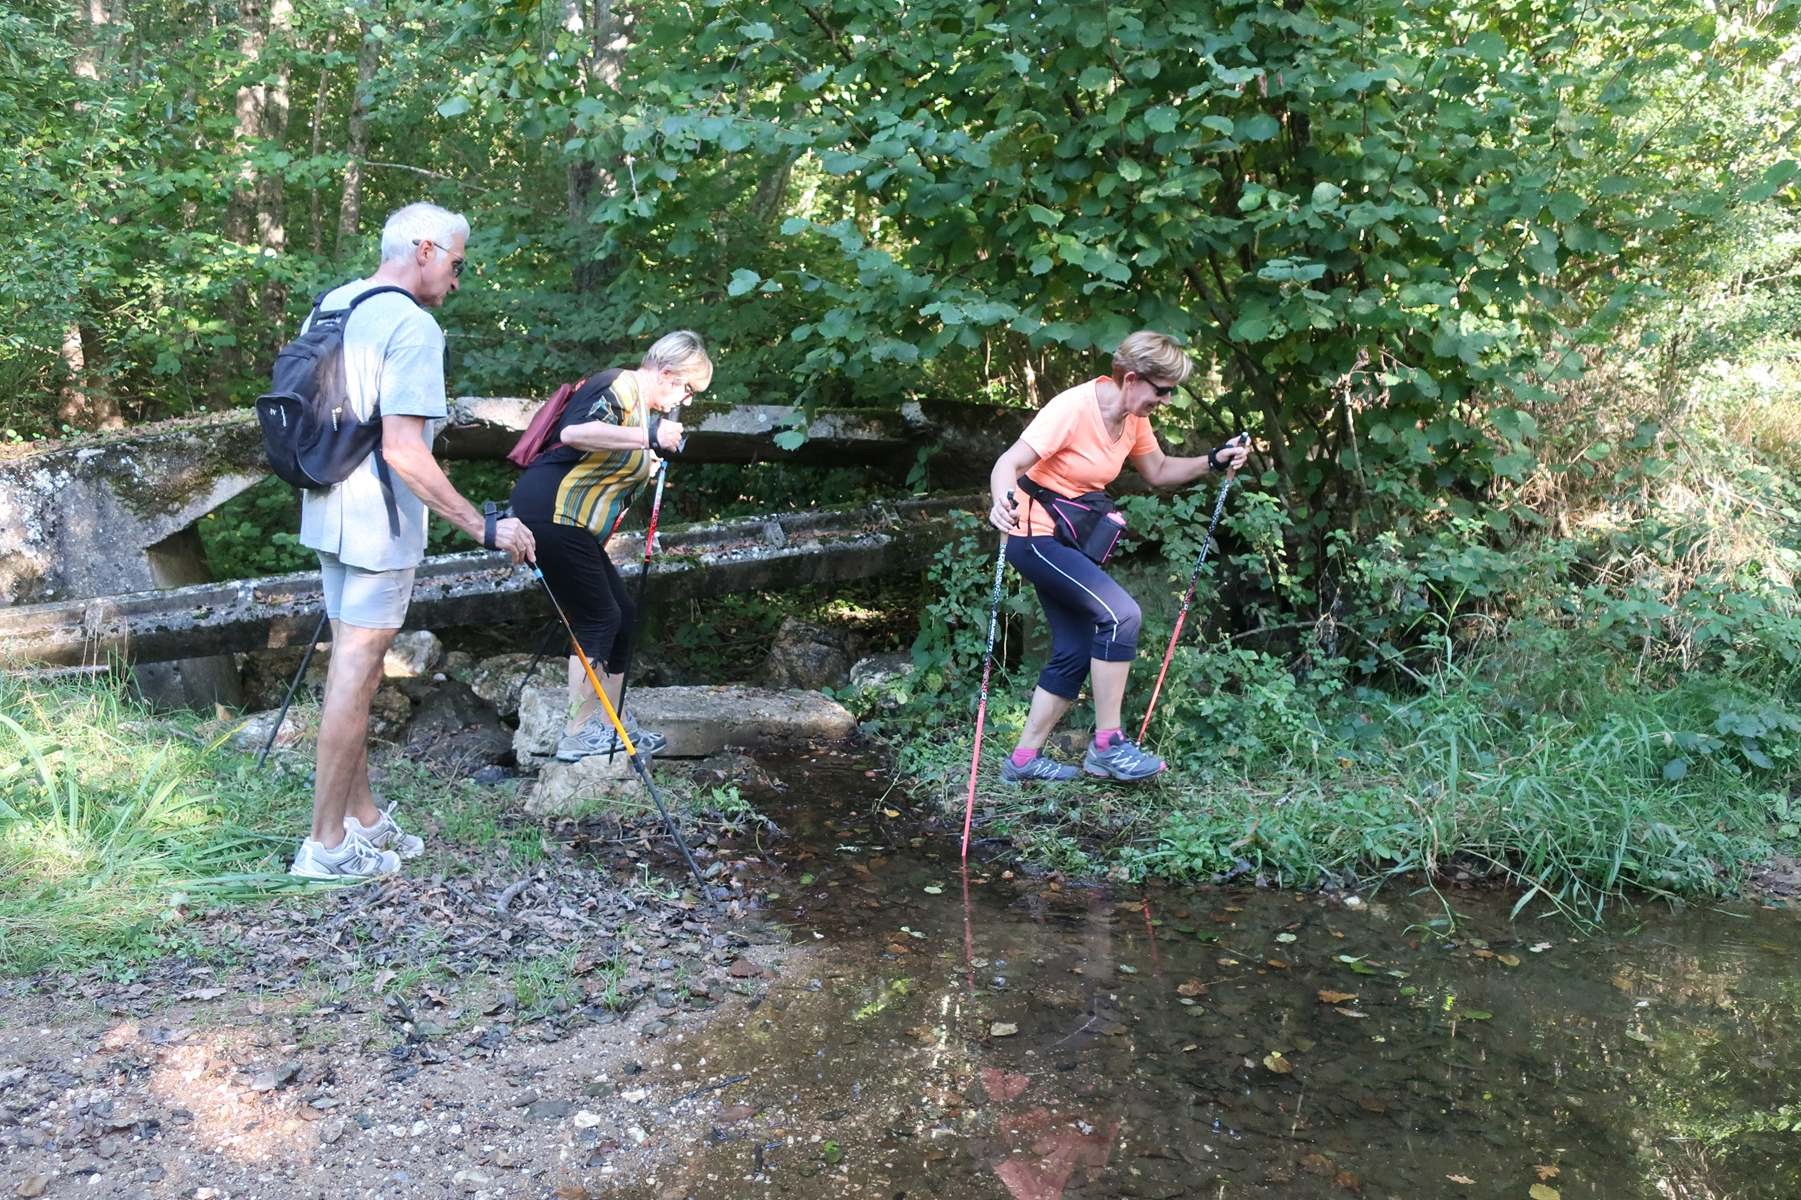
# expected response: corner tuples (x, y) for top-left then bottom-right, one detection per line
(960, 492), (1014, 864)
(1138, 436), (1246, 743)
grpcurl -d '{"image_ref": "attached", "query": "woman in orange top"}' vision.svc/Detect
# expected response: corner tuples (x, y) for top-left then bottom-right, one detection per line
(986, 331), (1250, 782)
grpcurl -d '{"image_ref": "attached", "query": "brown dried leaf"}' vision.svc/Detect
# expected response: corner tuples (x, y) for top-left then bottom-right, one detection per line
(1446, 1174), (1475, 1186)
(1262, 1051), (1293, 1074)
(1535, 1165), (1561, 1182)
(1176, 979), (1208, 997)
(1317, 990), (1359, 1005)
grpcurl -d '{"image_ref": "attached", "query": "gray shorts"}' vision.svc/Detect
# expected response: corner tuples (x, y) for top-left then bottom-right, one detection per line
(317, 551), (416, 630)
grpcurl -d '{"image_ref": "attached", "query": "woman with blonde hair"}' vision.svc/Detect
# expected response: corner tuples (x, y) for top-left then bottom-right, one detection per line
(509, 331), (712, 761)
(985, 331), (1249, 783)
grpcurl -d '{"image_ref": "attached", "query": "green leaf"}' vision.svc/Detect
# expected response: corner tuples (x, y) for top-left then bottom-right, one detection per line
(436, 95), (471, 118)
(1238, 113), (1280, 141)
(1078, 66), (1112, 90)
(1310, 181), (1342, 208)
(1230, 315), (1272, 342)
(1144, 105), (1180, 133)
(726, 269), (761, 297)
(1663, 757), (1689, 782)
(773, 429), (808, 451)
(738, 21), (774, 40)
(1023, 204), (1062, 227)
(1743, 159), (1799, 203)
(1466, 30), (1507, 64)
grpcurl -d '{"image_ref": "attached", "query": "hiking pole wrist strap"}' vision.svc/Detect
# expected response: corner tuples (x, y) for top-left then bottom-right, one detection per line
(646, 413), (662, 452)
(482, 500), (499, 550)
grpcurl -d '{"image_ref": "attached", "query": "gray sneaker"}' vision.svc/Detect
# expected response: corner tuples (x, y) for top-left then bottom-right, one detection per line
(556, 714), (666, 761)
(1082, 735), (1167, 782)
(289, 831), (401, 879)
(1000, 752), (1080, 783)
(347, 803), (423, 859)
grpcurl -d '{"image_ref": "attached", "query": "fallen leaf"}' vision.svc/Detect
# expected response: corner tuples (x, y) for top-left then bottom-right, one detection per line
(1266, 959), (1290, 970)
(990, 1022), (1019, 1038)
(1334, 1007), (1368, 1019)
(1275, 932), (1298, 944)
(1317, 990), (1358, 1005)
(1535, 1165), (1561, 1182)
(922, 885), (943, 895)
(1472, 949), (1495, 959)
(1300, 1152), (1333, 1175)
(1262, 1051), (1293, 1074)
(1334, 1169), (1361, 1192)
(1461, 1010), (1493, 1021)
(1497, 953), (1522, 967)
(1446, 1174), (1475, 1186)
(882, 808), (900, 817)
(1529, 1186), (1560, 1200)
(1117, 964), (1138, 974)
(1176, 979), (1208, 997)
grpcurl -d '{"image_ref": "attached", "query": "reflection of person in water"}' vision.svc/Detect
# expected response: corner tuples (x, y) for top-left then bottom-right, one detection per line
(964, 875), (1123, 1200)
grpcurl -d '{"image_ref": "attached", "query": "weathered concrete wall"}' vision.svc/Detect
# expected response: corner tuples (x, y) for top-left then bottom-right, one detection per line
(0, 398), (1026, 608)
(0, 414), (268, 607)
(0, 494), (981, 668)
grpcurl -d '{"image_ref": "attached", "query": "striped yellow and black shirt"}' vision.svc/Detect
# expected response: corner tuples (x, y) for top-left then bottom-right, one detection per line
(509, 368), (656, 541)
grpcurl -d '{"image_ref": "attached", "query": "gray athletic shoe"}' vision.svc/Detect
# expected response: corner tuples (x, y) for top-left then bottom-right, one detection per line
(289, 831), (401, 879)
(1082, 735), (1167, 782)
(555, 713), (666, 761)
(1000, 752), (1080, 783)
(348, 804), (423, 859)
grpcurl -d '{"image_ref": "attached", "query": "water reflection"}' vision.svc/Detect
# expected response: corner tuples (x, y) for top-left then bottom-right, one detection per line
(618, 755), (1801, 1200)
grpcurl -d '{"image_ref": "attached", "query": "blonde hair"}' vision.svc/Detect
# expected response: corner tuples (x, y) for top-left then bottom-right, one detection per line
(642, 330), (713, 385)
(379, 203), (469, 263)
(1112, 330), (1193, 387)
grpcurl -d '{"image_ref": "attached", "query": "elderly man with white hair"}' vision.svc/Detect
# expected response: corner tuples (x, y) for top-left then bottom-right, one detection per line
(289, 201), (535, 879)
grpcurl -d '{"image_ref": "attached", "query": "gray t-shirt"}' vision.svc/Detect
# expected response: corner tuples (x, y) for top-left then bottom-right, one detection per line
(297, 279), (448, 571)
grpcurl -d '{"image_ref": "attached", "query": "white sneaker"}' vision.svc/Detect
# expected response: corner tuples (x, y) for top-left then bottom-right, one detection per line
(347, 804), (424, 859)
(289, 830), (402, 879)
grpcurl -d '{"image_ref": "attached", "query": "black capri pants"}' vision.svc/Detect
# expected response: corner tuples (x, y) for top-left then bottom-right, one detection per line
(527, 521), (635, 674)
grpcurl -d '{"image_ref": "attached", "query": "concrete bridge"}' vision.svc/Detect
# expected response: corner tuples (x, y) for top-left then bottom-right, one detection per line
(0, 394), (1025, 704)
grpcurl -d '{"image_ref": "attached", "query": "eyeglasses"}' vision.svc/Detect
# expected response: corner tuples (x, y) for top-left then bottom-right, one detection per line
(412, 239), (465, 277)
(1147, 380), (1181, 398)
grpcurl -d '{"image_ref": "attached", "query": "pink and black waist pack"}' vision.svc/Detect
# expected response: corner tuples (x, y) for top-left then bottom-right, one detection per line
(1016, 475), (1128, 564)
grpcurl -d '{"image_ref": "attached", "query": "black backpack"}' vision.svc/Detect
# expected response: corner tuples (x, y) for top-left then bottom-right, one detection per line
(254, 284), (416, 533)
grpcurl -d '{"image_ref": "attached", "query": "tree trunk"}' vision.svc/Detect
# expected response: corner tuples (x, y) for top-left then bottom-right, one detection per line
(564, 0), (630, 292)
(307, 30), (337, 255)
(258, 0), (294, 324)
(336, 13), (379, 259)
(61, 0), (124, 429)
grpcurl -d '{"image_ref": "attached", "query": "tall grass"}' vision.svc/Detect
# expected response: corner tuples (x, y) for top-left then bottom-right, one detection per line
(0, 675), (310, 973)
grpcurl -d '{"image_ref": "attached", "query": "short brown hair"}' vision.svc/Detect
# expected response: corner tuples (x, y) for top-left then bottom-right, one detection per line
(1112, 330), (1193, 387)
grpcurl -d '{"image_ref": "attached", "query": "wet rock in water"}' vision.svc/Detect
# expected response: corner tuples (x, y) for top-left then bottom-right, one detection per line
(383, 630), (443, 678)
(761, 617), (859, 690)
(404, 680), (511, 776)
(514, 683), (857, 763)
(465, 652), (540, 719)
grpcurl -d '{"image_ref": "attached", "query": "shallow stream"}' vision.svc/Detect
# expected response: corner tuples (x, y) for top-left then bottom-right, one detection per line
(622, 751), (1801, 1200)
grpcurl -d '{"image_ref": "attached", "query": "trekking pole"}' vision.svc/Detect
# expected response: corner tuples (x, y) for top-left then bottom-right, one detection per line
(1136, 435), (1247, 743)
(959, 491), (1013, 865)
(608, 458), (669, 763)
(529, 563), (716, 909)
(256, 608), (331, 768)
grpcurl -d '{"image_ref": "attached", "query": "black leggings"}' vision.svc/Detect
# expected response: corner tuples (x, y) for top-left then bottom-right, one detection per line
(528, 521), (635, 674)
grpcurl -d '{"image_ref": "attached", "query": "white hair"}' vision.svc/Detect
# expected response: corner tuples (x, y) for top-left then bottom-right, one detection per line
(641, 330), (713, 381)
(379, 203), (470, 263)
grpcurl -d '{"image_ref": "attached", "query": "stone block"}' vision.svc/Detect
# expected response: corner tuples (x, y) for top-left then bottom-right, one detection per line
(383, 630), (443, 678)
(513, 683), (857, 766)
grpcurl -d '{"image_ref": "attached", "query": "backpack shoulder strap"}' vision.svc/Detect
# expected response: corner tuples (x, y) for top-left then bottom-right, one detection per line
(344, 284), (419, 312)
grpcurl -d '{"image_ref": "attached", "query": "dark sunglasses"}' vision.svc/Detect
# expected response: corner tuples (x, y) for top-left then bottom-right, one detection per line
(1149, 381), (1179, 398)
(413, 239), (464, 277)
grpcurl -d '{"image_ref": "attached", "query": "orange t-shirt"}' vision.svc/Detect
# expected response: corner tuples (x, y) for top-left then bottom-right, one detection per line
(1016, 378), (1158, 537)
